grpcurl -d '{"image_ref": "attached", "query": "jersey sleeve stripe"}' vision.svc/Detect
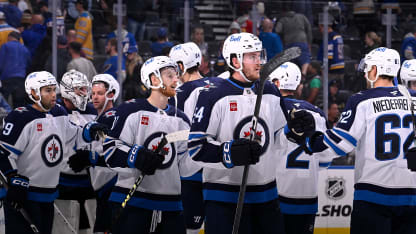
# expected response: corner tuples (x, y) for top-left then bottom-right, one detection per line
(332, 128), (357, 146)
(2, 143), (22, 156)
(326, 129), (342, 143)
(323, 135), (347, 156)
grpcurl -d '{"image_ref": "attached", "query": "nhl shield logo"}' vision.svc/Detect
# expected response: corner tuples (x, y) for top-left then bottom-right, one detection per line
(326, 177), (346, 200)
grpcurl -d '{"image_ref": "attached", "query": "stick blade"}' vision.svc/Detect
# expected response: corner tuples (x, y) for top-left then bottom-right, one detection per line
(260, 47), (302, 80)
(165, 130), (190, 143)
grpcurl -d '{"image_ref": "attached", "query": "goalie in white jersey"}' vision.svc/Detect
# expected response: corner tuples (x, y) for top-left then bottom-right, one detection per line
(0, 71), (107, 234)
(297, 47), (416, 234)
(168, 42), (223, 234)
(103, 56), (200, 234)
(270, 62), (331, 234)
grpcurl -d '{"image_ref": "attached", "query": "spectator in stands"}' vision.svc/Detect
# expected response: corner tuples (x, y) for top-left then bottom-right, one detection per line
(67, 0), (91, 22)
(74, 0), (94, 60)
(302, 61), (323, 107)
(102, 38), (125, 83)
(191, 25), (208, 56)
(17, 10), (31, 31)
(67, 41), (97, 81)
(1, 0), (21, 28)
(126, 0), (151, 42)
(106, 19), (137, 57)
(151, 27), (173, 56)
(259, 18), (283, 61)
(317, 19), (345, 88)
(236, 9), (253, 33)
(363, 31), (381, 55)
(38, 1), (51, 26)
(17, 0), (29, 12)
(21, 13), (46, 56)
(44, 35), (71, 83)
(0, 92), (11, 113)
(327, 102), (339, 128)
(66, 28), (77, 44)
(228, 21), (241, 35)
(0, 11), (20, 48)
(328, 79), (349, 111)
(123, 44), (148, 100)
(0, 31), (30, 108)
(401, 25), (416, 62)
(275, 7), (312, 77)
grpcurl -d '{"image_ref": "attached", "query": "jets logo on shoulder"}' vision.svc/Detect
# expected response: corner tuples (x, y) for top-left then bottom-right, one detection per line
(390, 90), (398, 96)
(233, 116), (270, 154)
(14, 107), (28, 113)
(125, 99), (136, 103)
(41, 134), (63, 167)
(105, 110), (116, 118)
(143, 132), (176, 169)
(202, 80), (217, 90)
(294, 103), (301, 108)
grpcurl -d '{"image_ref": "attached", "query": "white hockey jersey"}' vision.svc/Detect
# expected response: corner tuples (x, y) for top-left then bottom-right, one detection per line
(103, 99), (200, 211)
(188, 78), (288, 204)
(276, 97), (331, 214)
(169, 77), (223, 182)
(58, 100), (96, 190)
(312, 87), (416, 206)
(0, 104), (86, 202)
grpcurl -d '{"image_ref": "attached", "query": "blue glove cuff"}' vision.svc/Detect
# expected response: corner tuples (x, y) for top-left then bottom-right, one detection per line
(83, 121), (97, 143)
(89, 151), (99, 166)
(127, 144), (144, 168)
(284, 125), (290, 135)
(10, 177), (29, 189)
(222, 140), (234, 168)
(305, 137), (313, 153)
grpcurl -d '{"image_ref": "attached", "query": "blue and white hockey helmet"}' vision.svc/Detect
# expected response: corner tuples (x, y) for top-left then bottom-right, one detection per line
(60, 69), (90, 111)
(169, 42), (202, 76)
(141, 56), (178, 89)
(363, 47), (400, 78)
(269, 62), (301, 91)
(92, 73), (120, 101)
(222, 32), (266, 72)
(25, 71), (57, 111)
(400, 59), (416, 87)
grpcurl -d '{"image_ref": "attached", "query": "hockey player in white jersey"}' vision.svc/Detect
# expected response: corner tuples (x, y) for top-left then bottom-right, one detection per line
(56, 69), (97, 233)
(270, 62), (331, 234)
(187, 32), (314, 234)
(103, 56), (200, 234)
(169, 42), (222, 234)
(296, 47), (416, 234)
(68, 73), (120, 233)
(0, 71), (107, 234)
(400, 59), (416, 91)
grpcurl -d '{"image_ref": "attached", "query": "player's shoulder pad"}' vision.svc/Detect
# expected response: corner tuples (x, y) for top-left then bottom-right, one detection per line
(165, 105), (190, 127)
(263, 80), (282, 97)
(97, 107), (117, 126)
(4, 106), (44, 125)
(49, 103), (69, 117)
(79, 103), (98, 115)
(284, 98), (326, 118)
(409, 89), (416, 97)
(347, 87), (401, 108)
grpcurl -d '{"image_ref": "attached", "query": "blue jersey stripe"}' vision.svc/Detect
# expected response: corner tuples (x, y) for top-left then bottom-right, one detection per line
(181, 171), (202, 181)
(28, 191), (59, 203)
(354, 190), (416, 206)
(109, 192), (183, 211)
(203, 187), (278, 203)
(332, 128), (357, 146)
(324, 135), (347, 156)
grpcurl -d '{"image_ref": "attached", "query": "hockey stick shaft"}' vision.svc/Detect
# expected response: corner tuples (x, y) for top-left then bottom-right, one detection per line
(232, 47), (301, 234)
(0, 172), (41, 234)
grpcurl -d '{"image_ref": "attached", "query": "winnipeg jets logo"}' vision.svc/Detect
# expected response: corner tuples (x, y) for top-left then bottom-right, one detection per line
(294, 103), (301, 108)
(143, 132), (176, 169)
(233, 116), (270, 154)
(202, 80), (217, 90)
(125, 99), (136, 103)
(41, 134), (63, 167)
(390, 91), (399, 96)
(104, 110), (116, 118)
(14, 107), (28, 113)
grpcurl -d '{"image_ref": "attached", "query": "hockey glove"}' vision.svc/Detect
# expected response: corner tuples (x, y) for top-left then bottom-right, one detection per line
(221, 138), (262, 168)
(68, 150), (92, 172)
(406, 147), (416, 171)
(83, 122), (109, 142)
(6, 174), (29, 209)
(286, 109), (315, 145)
(127, 145), (164, 175)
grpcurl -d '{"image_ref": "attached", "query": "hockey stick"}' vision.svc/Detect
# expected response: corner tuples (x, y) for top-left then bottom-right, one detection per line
(112, 130), (190, 223)
(0, 172), (41, 234)
(397, 85), (416, 170)
(232, 47), (301, 234)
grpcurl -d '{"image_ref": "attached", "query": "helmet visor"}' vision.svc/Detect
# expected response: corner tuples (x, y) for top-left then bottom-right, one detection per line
(243, 50), (267, 65)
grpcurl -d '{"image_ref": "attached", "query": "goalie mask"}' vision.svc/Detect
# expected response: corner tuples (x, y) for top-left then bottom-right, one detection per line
(25, 71), (57, 112)
(60, 70), (90, 111)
